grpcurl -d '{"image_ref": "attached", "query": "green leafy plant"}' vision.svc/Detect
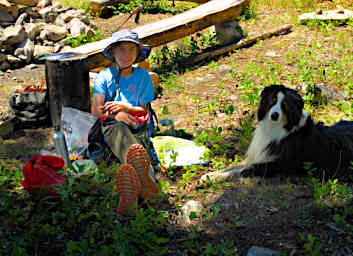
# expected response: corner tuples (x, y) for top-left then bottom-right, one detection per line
(306, 163), (353, 208)
(299, 233), (322, 256)
(65, 31), (103, 48)
(228, 216), (246, 229)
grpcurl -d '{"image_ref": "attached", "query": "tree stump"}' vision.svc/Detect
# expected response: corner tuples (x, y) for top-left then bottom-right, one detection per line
(45, 53), (90, 129)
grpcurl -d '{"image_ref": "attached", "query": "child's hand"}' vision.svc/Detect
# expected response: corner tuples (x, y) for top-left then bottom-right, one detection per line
(103, 102), (129, 115)
(115, 112), (139, 129)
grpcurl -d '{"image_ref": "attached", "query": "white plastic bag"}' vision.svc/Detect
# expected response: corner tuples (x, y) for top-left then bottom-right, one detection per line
(61, 107), (96, 155)
(151, 136), (210, 167)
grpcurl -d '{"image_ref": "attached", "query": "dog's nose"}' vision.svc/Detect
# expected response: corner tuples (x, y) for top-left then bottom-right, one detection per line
(271, 112), (279, 121)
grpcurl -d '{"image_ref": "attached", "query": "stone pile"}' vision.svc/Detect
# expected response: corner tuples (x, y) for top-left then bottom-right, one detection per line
(0, 0), (97, 71)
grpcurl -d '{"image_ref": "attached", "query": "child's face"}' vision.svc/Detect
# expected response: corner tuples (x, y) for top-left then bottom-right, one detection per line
(112, 42), (138, 69)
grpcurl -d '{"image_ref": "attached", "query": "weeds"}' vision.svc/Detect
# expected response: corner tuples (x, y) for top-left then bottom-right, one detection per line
(65, 31), (103, 48)
(299, 233), (322, 256)
(0, 162), (172, 255)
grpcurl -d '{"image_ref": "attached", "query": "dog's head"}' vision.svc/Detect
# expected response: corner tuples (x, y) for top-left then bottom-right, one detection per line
(258, 84), (304, 131)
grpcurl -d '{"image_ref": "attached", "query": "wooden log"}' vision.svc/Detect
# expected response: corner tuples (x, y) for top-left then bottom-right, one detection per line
(45, 54), (90, 129)
(68, 0), (250, 71)
(181, 24), (294, 65)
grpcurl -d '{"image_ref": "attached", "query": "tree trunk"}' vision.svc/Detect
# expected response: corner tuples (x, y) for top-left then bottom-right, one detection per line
(45, 54), (90, 129)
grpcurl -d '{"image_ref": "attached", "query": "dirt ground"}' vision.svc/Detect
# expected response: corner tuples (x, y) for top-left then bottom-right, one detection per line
(1, 1), (353, 255)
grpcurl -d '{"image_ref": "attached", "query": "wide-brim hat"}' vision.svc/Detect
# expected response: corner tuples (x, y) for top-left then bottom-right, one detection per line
(102, 29), (151, 63)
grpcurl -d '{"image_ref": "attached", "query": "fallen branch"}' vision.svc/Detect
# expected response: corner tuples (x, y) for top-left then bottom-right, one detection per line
(181, 24), (294, 65)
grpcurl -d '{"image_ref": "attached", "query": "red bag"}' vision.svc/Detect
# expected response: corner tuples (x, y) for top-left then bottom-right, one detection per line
(22, 155), (67, 196)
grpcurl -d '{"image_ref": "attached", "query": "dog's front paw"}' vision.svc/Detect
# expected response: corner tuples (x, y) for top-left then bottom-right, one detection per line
(240, 168), (254, 178)
(200, 171), (230, 183)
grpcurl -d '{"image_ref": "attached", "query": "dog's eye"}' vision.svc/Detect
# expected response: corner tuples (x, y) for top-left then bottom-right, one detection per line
(271, 96), (277, 106)
(282, 99), (287, 108)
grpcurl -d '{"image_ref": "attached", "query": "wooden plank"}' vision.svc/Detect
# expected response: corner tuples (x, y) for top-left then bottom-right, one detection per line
(299, 9), (353, 24)
(68, 0), (249, 71)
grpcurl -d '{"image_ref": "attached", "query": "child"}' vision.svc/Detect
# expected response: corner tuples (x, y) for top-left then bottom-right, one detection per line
(91, 29), (158, 214)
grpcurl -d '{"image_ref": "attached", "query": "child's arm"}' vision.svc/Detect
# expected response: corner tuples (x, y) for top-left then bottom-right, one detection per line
(91, 93), (106, 118)
(103, 102), (148, 115)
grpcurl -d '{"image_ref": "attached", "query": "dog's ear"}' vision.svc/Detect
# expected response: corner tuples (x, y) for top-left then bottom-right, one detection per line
(258, 87), (271, 121)
(289, 88), (304, 111)
(284, 88), (304, 131)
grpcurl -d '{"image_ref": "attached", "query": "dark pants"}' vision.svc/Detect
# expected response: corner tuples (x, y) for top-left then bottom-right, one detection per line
(101, 121), (150, 164)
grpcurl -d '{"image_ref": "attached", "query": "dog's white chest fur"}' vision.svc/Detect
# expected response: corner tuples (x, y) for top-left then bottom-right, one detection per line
(245, 117), (288, 166)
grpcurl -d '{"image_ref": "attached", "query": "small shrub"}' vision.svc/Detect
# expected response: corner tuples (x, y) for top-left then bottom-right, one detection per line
(65, 31), (103, 48)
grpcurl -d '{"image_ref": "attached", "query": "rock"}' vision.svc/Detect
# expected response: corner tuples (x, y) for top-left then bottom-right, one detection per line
(7, 54), (21, 65)
(36, 0), (51, 9)
(60, 45), (73, 53)
(53, 43), (61, 53)
(55, 9), (90, 26)
(1, 25), (27, 47)
(33, 44), (54, 59)
(0, 53), (7, 62)
(305, 83), (347, 105)
(26, 63), (37, 69)
(0, 0), (19, 23)
(43, 40), (54, 46)
(14, 38), (34, 63)
(39, 6), (58, 23)
(247, 246), (281, 256)
(53, 38), (67, 52)
(24, 22), (41, 40)
(215, 20), (243, 46)
(0, 8), (16, 24)
(181, 200), (204, 224)
(15, 12), (28, 26)
(0, 60), (10, 71)
(265, 51), (280, 57)
(51, 2), (63, 12)
(67, 17), (94, 38)
(39, 24), (68, 42)
(55, 6), (74, 15)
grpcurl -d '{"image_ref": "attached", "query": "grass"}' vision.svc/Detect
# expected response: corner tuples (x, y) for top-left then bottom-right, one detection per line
(2, 0), (353, 255)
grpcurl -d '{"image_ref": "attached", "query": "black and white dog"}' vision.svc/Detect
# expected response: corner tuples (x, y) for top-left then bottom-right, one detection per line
(241, 84), (353, 180)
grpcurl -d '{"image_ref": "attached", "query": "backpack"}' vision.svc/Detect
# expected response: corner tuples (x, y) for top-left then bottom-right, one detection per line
(8, 79), (49, 128)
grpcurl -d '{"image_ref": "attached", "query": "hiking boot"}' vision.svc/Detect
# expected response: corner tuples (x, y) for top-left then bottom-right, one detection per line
(116, 164), (141, 214)
(126, 144), (158, 201)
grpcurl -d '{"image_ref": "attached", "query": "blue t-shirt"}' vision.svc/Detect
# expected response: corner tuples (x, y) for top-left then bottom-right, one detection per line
(93, 66), (154, 107)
